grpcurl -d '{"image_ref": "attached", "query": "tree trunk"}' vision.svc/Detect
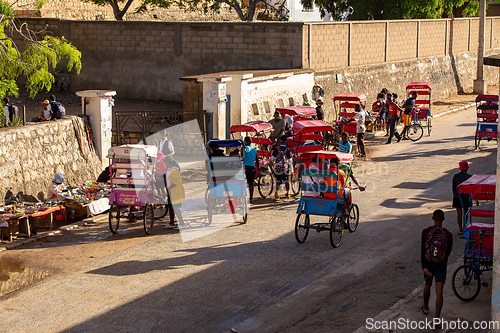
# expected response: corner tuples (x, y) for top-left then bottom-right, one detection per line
(110, 0), (122, 20)
(231, 0), (248, 21)
(247, 0), (257, 21)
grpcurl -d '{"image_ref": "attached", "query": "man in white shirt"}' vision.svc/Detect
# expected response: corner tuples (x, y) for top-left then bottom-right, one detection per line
(157, 131), (175, 157)
(353, 104), (367, 157)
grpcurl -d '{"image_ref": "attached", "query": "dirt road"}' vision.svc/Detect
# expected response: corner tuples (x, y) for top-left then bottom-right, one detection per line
(0, 104), (496, 332)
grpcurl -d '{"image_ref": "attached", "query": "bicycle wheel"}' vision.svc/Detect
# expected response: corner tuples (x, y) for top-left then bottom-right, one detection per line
(452, 264), (481, 302)
(109, 205), (120, 234)
(153, 195), (168, 220)
(290, 160), (301, 196)
(143, 203), (155, 235)
(295, 214), (310, 244)
(427, 117), (432, 136)
(258, 173), (274, 198)
(329, 215), (344, 248)
(407, 123), (423, 142)
(347, 204), (359, 233)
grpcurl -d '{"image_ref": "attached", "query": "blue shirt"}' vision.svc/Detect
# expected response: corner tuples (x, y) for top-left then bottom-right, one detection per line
(338, 140), (352, 153)
(244, 145), (257, 167)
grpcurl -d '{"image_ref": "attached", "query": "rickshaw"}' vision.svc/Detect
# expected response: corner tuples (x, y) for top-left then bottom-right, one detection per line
(230, 121), (274, 198)
(206, 139), (248, 224)
(107, 144), (162, 235)
(333, 93), (367, 144)
(287, 120), (334, 196)
(276, 106), (317, 121)
(474, 95), (498, 149)
(405, 82), (432, 140)
(453, 174), (495, 301)
(294, 150), (357, 248)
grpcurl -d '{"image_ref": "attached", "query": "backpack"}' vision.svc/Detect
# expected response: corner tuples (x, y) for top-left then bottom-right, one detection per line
(424, 227), (448, 263)
(8, 105), (18, 121)
(273, 148), (289, 175)
(50, 101), (66, 119)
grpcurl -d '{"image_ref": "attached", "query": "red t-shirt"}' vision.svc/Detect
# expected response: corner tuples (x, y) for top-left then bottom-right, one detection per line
(388, 102), (399, 116)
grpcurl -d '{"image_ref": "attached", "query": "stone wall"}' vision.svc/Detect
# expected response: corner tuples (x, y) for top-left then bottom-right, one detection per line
(0, 117), (102, 202)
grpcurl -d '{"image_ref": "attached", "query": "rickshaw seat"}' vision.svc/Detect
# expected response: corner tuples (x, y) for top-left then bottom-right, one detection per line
(415, 100), (430, 105)
(340, 102), (358, 109)
(471, 193), (495, 201)
(469, 209), (495, 218)
(409, 90), (430, 95)
(477, 113), (498, 122)
(251, 137), (272, 145)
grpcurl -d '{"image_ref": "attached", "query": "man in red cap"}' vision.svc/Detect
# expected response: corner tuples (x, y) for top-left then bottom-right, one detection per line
(452, 161), (471, 235)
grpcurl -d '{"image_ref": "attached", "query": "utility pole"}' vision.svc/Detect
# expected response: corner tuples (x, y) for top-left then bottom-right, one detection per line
(474, 0), (487, 94)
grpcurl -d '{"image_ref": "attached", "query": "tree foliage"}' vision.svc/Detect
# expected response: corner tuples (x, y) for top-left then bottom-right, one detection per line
(86, 0), (288, 22)
(302, 0), (488, 20)
(0, 1), (82, 99)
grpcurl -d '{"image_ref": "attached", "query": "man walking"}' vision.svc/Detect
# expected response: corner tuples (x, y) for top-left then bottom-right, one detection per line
(421, 209), (453, 325)
(452, 160), (472, 235)
(243, 137), (258, 202)
(353, 104), (367, 157)
(385, 93), (403, 144)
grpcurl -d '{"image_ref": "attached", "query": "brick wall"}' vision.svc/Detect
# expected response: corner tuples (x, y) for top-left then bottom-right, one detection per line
(388, 21), (418, 62)
(351, 22), (386, 66)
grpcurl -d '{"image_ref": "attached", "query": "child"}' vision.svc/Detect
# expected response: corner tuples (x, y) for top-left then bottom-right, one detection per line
(163, 156), (186, 229)
(338, 132), (352, 154)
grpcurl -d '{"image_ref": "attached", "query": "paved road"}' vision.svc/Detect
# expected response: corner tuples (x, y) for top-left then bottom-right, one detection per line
(0, 106), (496, 333)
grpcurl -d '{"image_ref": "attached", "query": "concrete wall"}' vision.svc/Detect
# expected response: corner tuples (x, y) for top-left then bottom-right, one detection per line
(0, 117), (102, 202)
(315, 50), (500, 121)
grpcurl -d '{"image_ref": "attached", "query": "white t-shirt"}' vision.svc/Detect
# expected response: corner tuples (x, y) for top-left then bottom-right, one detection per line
(353, 110), (367, 134)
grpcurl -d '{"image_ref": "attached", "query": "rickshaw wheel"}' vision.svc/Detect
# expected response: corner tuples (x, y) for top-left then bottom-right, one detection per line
(347, 204), (359, 233)
(290, 161), (301, 196)
(258, 173), (274, 198)
(109, 205), (120, 234)
(143, 204), (155, 235)
(329, 215), (344, 248)
(452, 265), (481, 302)
(295, 214), (310, 243)
(475, 136), (480, 149)
(153, 195), (168, 220)
(427, 117), (432, 136)
(407, 123), (423, 142)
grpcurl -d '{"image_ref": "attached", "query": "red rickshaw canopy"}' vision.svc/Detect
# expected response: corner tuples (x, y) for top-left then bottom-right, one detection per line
(333, 93), (367, 104)
(458, 174), (496, 194)
(293, 120), (334, 134)
(406, 82), (432, 90)
(276, 106), (317, 117)
(301, 150), (355, 163)
(230, 121), (273, 135)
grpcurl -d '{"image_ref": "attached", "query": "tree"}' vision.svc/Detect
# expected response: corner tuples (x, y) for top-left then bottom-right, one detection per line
(86, 0), (287, 22)
(301, 0), (487, 20)
(0, 0), (82, 100)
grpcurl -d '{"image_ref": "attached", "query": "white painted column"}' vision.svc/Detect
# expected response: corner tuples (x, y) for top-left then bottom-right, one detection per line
(75, 90), (116, 167)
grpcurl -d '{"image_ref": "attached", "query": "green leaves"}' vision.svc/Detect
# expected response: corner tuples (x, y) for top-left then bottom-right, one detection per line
(0, 1), (82, 99)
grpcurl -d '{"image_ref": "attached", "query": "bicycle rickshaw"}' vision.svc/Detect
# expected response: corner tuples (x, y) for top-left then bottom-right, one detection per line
(333, 93), (367, 143)
(453, 174), (495, 301)
(230, 121), (274, 198)
(107, 144), (166, 235)
(287, 120), (334, 196)
(206, 139), (248, 224)
(404, 82), (432, 141)
(294, 150), (358, 248)
(474, 94), (498, 149)
(276, 106), (317, 121)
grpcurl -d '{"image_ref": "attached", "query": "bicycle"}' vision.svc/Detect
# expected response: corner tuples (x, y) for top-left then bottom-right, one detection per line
(452, 229), (492, 302)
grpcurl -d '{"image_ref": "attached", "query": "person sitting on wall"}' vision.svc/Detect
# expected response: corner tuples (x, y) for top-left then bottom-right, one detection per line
(39, 100), (52, 121)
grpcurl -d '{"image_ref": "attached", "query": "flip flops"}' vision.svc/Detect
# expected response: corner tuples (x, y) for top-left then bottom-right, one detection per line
(421, 305), (429, 315)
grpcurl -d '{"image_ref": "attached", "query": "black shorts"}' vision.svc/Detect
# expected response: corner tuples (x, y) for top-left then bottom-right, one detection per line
(245, 166), (256, 187)
(275, 174), (289, 185)
(423, 262), (448, 284)
(452, 196), (470, 209)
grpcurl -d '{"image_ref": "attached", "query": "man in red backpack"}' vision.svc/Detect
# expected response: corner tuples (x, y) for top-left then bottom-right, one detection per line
(421, 209), (453, 324)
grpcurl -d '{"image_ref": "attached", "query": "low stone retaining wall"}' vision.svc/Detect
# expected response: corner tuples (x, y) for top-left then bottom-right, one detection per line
(0, 116), (102, 202)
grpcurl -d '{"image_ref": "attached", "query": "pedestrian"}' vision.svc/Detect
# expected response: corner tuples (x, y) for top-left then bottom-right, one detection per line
(163, 156), (185, 229)
(421, 209), (453, 325)
(380, 88), (390, 135)
(157, 130), (175, 158)
(338, 132), (352, 153)
(272, 135), (293, 201)
(49, 95), (65, 120)
(315, 98), (325, 121)
(353, 104), (367, 157)
(401, 92), (417, 139)
(243, 136), (258, 202)
(268, 111), (286, 144)
(372, 93), (383, 129)
(385, 93), (403, 144)
(452, 160), (472, 235)
(281, 112), (293, 137)
(2, 97), (12, 125)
